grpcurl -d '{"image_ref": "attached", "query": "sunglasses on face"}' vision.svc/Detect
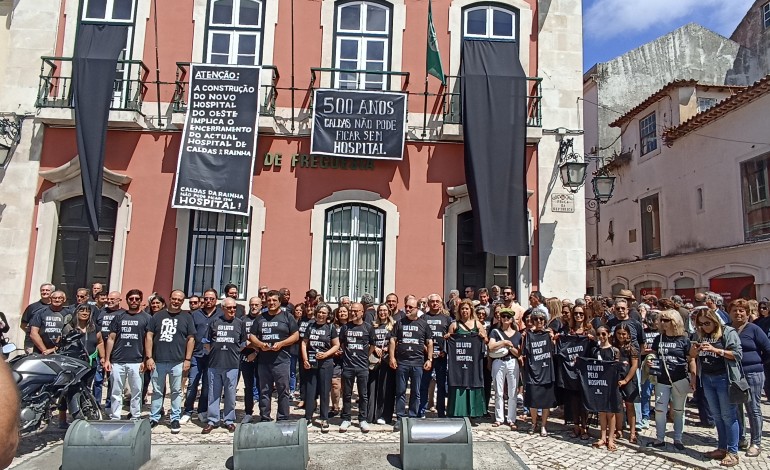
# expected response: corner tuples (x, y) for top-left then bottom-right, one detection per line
(598, 332), (608, 337)
(697, 321), (713, 327)
(573, 312), (584, 316)
(224, 306), (237, 310)
(127, 296), (141, 301)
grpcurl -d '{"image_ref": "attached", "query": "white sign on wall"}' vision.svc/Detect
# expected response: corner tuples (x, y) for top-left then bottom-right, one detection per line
(551, 194), (575, 213)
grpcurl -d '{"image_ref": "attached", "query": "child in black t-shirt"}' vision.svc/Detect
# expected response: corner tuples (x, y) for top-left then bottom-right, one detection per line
(613, 324), (639, 445)
(594, 326), (619, 451)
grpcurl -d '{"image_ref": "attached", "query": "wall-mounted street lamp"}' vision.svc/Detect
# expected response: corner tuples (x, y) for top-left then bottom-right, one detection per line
(558, 138), (616, 203)
(0, 115), (22, 168)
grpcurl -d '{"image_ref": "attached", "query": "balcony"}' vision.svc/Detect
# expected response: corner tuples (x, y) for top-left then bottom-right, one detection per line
(440, 75), (542, 141)
(309, 67), (410, 95)
(35, 56), (149, 127)
(171, 63), (279, 127)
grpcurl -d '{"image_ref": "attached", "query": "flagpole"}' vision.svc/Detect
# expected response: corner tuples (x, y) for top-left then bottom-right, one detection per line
(422, 75), (428, 139)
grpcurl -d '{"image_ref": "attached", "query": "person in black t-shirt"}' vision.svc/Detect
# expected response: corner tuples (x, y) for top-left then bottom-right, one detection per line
(249, 290), (299, 422)
(93, 291), (125, 411)
(418, 294), (452, 418)
(21, 283), (55, 353)
(104, 289), (152, 420)
(339, 302), (376, 432)
(389, 298), (432, 432)
(239, 297), (262, 423)
(29, 290), (67, 355)
(145, 290), (195, 432)
(201, 298), (247, 434)
(301, 304), (339, 432)
(646, 309), (695, 450)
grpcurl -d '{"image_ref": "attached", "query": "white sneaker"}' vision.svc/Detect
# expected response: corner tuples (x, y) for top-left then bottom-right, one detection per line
(339, 420), (351, 432)
(376, 418), (386, 425)
(360, 421), (370, 433)
(241, 414), (253, 424)
(179, 415), (191, 425)
(198, 412), (207, 422)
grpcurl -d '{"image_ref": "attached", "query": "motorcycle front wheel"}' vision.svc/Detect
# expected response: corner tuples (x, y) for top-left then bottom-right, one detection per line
(71, 388), (103, 421)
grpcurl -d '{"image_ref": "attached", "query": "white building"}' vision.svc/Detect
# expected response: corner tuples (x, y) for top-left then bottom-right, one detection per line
(591, 77), (770, 302)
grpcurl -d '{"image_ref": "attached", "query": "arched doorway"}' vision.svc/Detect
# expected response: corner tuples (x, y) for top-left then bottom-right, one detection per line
(52, 196), (118, 301)
(456, 210), (518, 295)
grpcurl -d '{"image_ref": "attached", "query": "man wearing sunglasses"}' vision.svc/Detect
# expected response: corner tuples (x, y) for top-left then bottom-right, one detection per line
(182, 288), (223, 424)
(104, 289), (152, 420)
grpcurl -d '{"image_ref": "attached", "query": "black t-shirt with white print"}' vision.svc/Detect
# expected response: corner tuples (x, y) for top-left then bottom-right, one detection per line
(250, 309), (299, 365)
(698, 336), (727, 376)
(423, 312), (452, 357)
(652, 334), (691, 385)
(340, 321), (376, 370)
(304, 321), (338, 366)
(97, 307), (124, 341)
(29, 307), (66, 351)
(392, 316), (432, 366)
(207, 316), (247, 370)
(241, 314), (260, 358)
(148, 309), (196, 363)
(109, 310), (152, 363)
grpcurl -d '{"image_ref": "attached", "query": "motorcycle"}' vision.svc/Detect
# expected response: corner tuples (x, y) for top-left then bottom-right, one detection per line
(7, 332), (103, 435)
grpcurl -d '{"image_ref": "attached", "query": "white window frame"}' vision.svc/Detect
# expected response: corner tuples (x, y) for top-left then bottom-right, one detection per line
(746, 158), (768, 205)
(696, 97), (718, 113)
(463, 5), (516, 41)
(333, 1), (391, 90)
(82, 0), (137, 23)
(323, 204), (385, 303)
(639, 112), (657, 156)
(310, 190), (399, 305)
(187, 211), (251, 300)
(763, 2), (770, 30)
(206, 0), (264, 66)
(209, 0), (263, 28)
(206, 30), (262, 65)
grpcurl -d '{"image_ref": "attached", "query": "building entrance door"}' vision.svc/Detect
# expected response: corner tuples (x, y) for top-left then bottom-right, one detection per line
(52, 196), (117, 301)
(456, 211), (519, 296)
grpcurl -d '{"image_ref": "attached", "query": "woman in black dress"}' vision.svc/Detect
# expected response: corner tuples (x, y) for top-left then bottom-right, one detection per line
(522, 310), (556, 436)
(367, 304), (396, 425)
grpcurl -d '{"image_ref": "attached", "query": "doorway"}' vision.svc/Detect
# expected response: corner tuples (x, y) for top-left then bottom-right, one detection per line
(455, 211), (519, 296)
(52, 196), (118, 301)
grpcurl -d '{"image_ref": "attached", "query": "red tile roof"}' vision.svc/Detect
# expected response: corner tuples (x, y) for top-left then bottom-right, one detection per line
(608, 80), (745, 128)
(609, 80), (698, 128)
(663, 75), (770, 145)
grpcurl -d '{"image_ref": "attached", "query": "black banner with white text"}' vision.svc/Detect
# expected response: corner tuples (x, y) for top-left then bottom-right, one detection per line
(310, 89), (407, 160)
(172, 64), (261, 215)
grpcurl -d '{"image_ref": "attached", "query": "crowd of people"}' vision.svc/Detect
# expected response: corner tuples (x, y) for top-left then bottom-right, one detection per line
(13, 282), (770, 467)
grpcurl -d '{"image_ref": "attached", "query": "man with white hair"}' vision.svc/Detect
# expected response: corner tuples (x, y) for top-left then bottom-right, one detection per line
(20, 283), (55, 353)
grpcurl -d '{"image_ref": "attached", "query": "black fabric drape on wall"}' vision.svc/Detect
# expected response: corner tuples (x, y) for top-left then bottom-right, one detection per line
(461, 40), (528, 256)
(73, 24), (128, 240)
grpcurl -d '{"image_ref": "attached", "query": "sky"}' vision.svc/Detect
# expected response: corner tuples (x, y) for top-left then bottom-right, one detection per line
(582, 0), (756, 72)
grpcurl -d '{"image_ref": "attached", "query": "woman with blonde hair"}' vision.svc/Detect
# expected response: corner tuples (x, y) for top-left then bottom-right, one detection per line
(367, 303), (396, 425)
(645, 309), (695, 451)
(691, 307), (742, 466)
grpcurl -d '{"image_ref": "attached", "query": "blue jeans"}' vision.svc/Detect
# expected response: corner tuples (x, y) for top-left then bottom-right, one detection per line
(93, 362), (111, 410)
(207, 367), (238, 425)
(151, 362), (183, 422)
(290, 354), (298, 393)
(702, 373), (739, 454)
(418, 357), (447, 417)
(737, 370), (765, 446)
(240, 359), (260, 415)
(395, 364), (422, 418)
(640, 378), (654, 420)
(183, 355), (210, 416)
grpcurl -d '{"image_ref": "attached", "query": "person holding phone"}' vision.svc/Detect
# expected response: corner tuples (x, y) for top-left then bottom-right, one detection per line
(691, 307), (742, 467)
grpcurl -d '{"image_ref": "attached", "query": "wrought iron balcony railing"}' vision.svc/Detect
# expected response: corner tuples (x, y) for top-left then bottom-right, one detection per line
(36, 56), (149, 111)
(172, 63), (279, 117)
(441, 75), (542, 127)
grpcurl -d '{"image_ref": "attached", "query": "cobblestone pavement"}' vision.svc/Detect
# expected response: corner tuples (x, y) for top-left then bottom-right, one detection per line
(11, 385), (770, 470)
